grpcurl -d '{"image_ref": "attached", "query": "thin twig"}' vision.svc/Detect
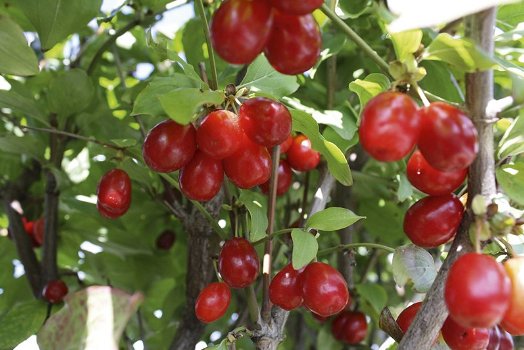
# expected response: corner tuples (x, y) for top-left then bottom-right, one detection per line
(318, 242), (395, 256)
(195, 0), (218, 90)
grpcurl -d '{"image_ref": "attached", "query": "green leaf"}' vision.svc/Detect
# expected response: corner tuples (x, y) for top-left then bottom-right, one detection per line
(48, 69), (95, 118)
(291, 228), (318, 270)
(0, 14), (38, 76)
(0, 300), (47, 349)
(0, 89), (47, 124)
(392, 244), (437, 293)
(205, 339), (228, 350)
(496, 163), (524, 206)
(305, 207), (364, 232)
(419, 61), (464, 103)
(0, 134), (45, 159)
(316, 326), (343, 350)
(37, 286), (143, 350)
(238, 55), (300, 99)
(291, 110), (352, 186)
(396, 174), (413, 202)
(355, 283), (388, 315)
(110, 139), (138, 148)
(358, 199), (404, 244)
(423, 33), (495, 72)
(238, 190), (268, 242)
(19, 0), (102, 50)
(349, 73), (390, 107)
(498, 114), (524, 159)
(159, 88), (225, 125)
(390, 30), (423, 60)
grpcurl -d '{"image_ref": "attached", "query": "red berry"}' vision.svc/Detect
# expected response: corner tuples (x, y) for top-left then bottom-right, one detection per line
(269, 0), (323, 15)
(264, 12), (321, 75)
(396, 302), (422, 334)
(403, 194), (463, 248)
(33, 217), (44, 246)
(417, 102), (478, 172)
(269, 263), (303, 311)
(442, 317), (490, 350)
(407, 150), (467, 196)
(210, 0), (273, 64)
(239, 97), (292, 148)
(501, 257), (524, 335)
(487, 326), (501, 350)
(156, 230), (176, 250)
(260, 159), (293, 196)
(498, 326), (514, 350)
(196, 110), (243, 160)
(42, 280), (68, 304)
(97, 169), (132, 219)
(223, 135), (271, 189)
(179, 151), (224, 201)
(331, 311), (368, 344)
(301, 262), (349, 317)
(445, 253), (511, 328)
(286, 134), (320, 171)
(22, 217), (34, 236)
(279, 135), (293, 154)
(359, 92), (419, 162)
(143, 120), (196, 173)
(219, 237), (259, 288)
(195, 282), (231, 323)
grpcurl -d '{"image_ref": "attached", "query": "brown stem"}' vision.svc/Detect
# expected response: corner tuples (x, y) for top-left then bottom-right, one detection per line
(399, 8), (497, 349)
(379, 307), (404, 343)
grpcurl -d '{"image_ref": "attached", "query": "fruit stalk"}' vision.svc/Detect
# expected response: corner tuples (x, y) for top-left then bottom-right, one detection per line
(195, 0), (218, 90)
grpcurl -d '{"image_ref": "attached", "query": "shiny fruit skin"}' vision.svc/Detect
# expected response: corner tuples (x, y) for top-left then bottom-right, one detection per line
(264, 12), (321, 75)
(501, 257), (524, 335)
(396, 302), (422, 333)
(43, 280), (68, 303)
(97, 169), (132, 219)
(445, 253), (511, 328)
(301, 262), (349, 317)
(210, 0), (273, 65)
(142, 120), (196, 173)
(407, 150), (467, 195)
(331, 311), (368, 344)
(239, 97), (292, 147)
(219, 237), (260, 288)
(195, 282), (231, 323)
(196, 110), (243, 160)
(269, 0), (323, 15)
(418, 102), (479, 172)
(359, 92), (419, 162)
(487, 326), (501, 350)
(403, 194), (463, 248)
(179, 151), (224, 201)
(269, 263), (303, 310)
(260, 159), (293, 196)
(223, 136), (271, 189)
(442, 317), (490, 350)
(156, 230), (176, 250)
(498, 326), (514, 350)
(286, 134), (320, 171)
(279, 135), (293, 154)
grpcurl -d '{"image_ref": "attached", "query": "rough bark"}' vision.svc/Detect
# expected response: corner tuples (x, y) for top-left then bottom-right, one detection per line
(398, 8), (497, 349)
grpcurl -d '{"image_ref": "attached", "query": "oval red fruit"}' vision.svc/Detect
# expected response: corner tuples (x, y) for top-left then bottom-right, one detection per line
(331, 311), (368, 344)
(179, 151), (224, 201)
(269, 0), (323, 15)
(97, 169), (132, 219)
(195, 282), (231, 323)
(42, 280), (68, 304)
(156, 230), (176, 250)
(196, 110), (243, 159)
(286, 134), (320, 171)
(219, 237), (260, 288)
(269, 263), (303, 311)
(442, 317), (490, 350)
(396, 302), (422, 334)
(260, 159), (293, 196)
(142, 120), (196, 173)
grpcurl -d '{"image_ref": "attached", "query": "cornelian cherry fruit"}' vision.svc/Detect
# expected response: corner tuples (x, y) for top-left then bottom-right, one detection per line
(42, 280), (68, 304)
(33, 217), (44, 246)
(219, 238), (259, 289)
(269, 0), (323, 15)
(195, 282), (231, 323)
(179, 151), (223, 201)
(331, 311), (368, 344)
(286, 134), (320, 171)
(196, 110), (243, 160)
(279, 135), (293, 154)
(396, 302), (422, 334)
(442, 317), (490, 350)
(260, 159), (293, 196)
(156, 230), (176, 250)
(97, 169), (132, 219)
(269, 263), (303, 311)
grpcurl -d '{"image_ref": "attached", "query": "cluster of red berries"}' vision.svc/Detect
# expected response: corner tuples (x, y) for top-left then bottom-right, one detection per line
(210, 0), (322, 75)
(359, 91), (478, 248)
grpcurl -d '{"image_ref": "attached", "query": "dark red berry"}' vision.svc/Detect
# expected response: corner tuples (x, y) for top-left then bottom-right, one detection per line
(196, 110), (243, 160)
(195, 282), (231, 323)
(219, 237), (259, 288)
(269, 263), (303, 311)
(179, 151), (224, 201)
(286, 134), (320, 171)
(42, 280), (68, 304)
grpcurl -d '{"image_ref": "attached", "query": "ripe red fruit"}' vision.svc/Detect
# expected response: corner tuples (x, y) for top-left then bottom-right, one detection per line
(179, 151), (224, 201)
(33, 217), (44, 246)
(359, 92), (419, 162)
(223, 136), (271, 189)
(210, 0), (273, 64)
(487, 326), (501, 350)
(279, 135), (293, 154)
(396, 302), (422, 333)
(196, 110), (243, 160)
(417, 102), (479, 172)
(445, 253), (511, 328)
(442, 317), (490, 350)
(260, 160), (293, 196)
(269, 0), (323, 15)
(156, 230), (176, 250)
(42, 280), (68, 304)
(331, 311), (368, 344)
(219, 237), (260, 288)
(501, 257), (524, 335)
(269, 263), (303, 311)
(195, 282), (231, 323)
(22, 217), (34, 236)
(142, 120), (196, 173)
(264, 12), (321, 75)
(403, 194), (463, 248)
(239, 97), (292, 148)
(407, 150), (467, 195)
(286, 134), (320, 171)
(97, 169), (132, 219)
(498, 326), (514, 350)
(301, 262), (349, 317)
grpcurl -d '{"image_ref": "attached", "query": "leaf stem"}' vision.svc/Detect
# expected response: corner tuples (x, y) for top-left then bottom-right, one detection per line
(195, 0), (218, 90)
(318, 242), (395, 256)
